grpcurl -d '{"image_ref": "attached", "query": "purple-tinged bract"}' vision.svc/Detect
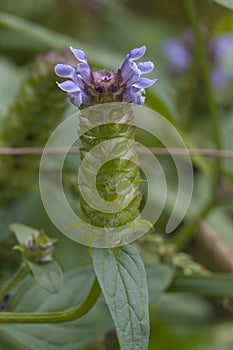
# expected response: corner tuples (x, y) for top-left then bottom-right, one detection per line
(55, 46), (156, 108)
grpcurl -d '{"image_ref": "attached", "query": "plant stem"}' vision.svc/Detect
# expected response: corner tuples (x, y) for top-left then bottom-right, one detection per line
(0, 262), (29, 302)
(172, 0), (223, 248)
(0, 278), (100, 324)
(183, 0), (222, 184)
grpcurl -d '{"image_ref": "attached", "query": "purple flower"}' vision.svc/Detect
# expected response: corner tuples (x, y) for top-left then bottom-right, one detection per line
(210, 35), (233, 62)
(162, 39), (192, 73)
(54, 46), (156, 107)
(209, 34), (233, 88)
(211, 67), (229, 88)
(0, 293), (10, 311)
(120, 45), (157, 104)
(162, 31), (233, 88)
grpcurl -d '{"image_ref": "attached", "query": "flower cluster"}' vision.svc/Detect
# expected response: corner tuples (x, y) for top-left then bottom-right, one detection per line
(162, 31), (233, 88)
(55, 45), (156, 107)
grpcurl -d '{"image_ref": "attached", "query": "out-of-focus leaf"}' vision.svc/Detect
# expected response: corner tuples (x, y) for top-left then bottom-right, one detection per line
(92, 245), (150, 350)
(212, 0), (233, 9)
(0, 12), (77, 49)
(146, 89), (177, 122)
(0, 57), (24, 116)
(155, 293), (214, 325)
(214, 12), (233, 32)
(9, 223), (39, 245)
(146, 264), (174, 303)
(27, 261), (63, 294)
(0, 192), (50, 242)
(170, 273), (233, 296)
(0, 0), (55, 19)
(206, 207), (233, 250)
(149, 294), (215, 350)
(0, 266), (113, 350)
(0, 12), (120, 68)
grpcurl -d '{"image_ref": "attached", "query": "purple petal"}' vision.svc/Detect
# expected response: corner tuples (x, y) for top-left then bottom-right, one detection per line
(75, 74), (85, 89)
(121, 60), (141, 85)
(135, 93), (145, 105)
(132, 78), (157, 89)
(54, 64), (75, 78)
(57, 80), (79, 93)
(68, 91), (83, 107)
(70, 47), (88, 63)
(131, 89), (145, 104)
(122, 87), (133, 102)
(128, 45), (146, 60)
(138, 61), (154, 74)
(76, 62), (92, 84)
(123, 87), (146, 105)
(80, 90), (91, 105)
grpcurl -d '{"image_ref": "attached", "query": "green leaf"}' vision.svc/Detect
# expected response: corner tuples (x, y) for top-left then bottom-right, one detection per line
(0, 11), (77, 50)
(92, 245), (150, 350)
(146, 264), (174, 303)
(27, 261), (63, 294)
(170, 274), (233, 296)
(10, 223), (39, 245)
(0, 192), (44, 242)
(0, 266), (113, 350)
(212, 0), (233, 9)
(146, 89), (177, 122)
(0, 57), (24, 116)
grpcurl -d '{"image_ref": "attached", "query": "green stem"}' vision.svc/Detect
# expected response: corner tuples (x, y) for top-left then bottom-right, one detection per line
(183, 0), (222, 183)
(0, 278), (100, 324)
(172, 0), (223, 249)
(171, 198), (215, 249)
(0, 262), (28, 302)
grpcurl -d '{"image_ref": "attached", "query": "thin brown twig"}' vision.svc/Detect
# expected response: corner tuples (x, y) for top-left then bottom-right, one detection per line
(0, 147), (233, 158)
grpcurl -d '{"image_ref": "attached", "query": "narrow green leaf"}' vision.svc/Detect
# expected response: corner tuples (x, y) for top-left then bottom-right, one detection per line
(0, 11), (77, 49)
(146, 264), (174, 303)
(92, 245), (150, 350)
(10, 223), (39, 245)
(170, 274), (233, 296)
(0, 12), (120, 68)
(212, 0), (233, 9)
(27, 261), (63, 294)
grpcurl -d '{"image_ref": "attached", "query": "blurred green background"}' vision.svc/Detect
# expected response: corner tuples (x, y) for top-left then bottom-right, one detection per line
(0, 0), (233, 349)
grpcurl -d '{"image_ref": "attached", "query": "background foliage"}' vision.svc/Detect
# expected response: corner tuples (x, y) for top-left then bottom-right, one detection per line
(0, 0), (233, 349)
